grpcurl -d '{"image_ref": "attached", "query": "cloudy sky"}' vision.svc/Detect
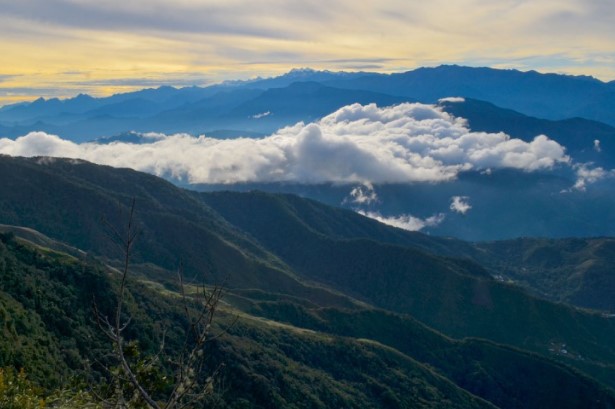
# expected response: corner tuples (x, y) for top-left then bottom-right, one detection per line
(1, 0), (614, 105)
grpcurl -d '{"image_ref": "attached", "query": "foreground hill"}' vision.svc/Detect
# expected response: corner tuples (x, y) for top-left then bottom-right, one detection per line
(2, 225), (614, 408)
(2, 156), (615, 407)
(1, 232), (502, 408)
(0, 155), (360, 308)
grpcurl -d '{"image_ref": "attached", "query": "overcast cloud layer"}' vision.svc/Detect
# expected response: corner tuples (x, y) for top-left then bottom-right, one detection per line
(0, 102), (570, 185)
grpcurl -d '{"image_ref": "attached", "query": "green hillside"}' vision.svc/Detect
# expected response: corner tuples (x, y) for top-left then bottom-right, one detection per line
(200, 190), (615, 387)
(248, 303), (615, 409)
(473, 237), (615, 312)
(0, 156), (356, 309)
(3, 231), (615, 408)
(1, 232), (504, 408)
(2, 156), (615, 408)
(198, 190), (476, 257)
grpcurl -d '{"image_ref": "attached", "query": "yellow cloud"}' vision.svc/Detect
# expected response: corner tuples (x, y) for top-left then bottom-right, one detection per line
(0, 0), (614, 105)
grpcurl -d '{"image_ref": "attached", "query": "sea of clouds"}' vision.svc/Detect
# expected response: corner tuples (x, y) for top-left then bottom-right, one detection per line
(0, 102), (571, 185)
(5, 101), (605, 231)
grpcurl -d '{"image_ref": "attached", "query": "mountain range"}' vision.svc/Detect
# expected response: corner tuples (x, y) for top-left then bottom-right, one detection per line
(2, 65), (615, 141)
(3, 66), (615, 242)
(1, 155), (615, 408)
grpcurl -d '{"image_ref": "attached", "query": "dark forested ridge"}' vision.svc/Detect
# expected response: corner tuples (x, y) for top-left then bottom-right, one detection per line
(472, 237), (615, 312)
(2, 155), (615, 408)
(0, 233), (501, 408)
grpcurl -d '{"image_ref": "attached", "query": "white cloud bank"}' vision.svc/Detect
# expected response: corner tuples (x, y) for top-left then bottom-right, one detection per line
(0, 102), (570, 185)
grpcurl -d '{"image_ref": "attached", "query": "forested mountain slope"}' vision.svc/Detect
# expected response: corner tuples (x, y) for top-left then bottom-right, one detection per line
(2, 156), (615, 407)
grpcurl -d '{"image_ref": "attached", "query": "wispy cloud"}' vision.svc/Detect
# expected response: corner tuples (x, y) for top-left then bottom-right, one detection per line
(64, 74), (212, 88)
(438, 97), (465, 103)
(251, 111), (271, 119)
(357, 210), (446, 232)
(571, 163), (615, 191)
(450, 196), (472, 214)
(0, 87), (68, 96)
(0, 75), (18, 83)
(344, 183), (379, 206)
(0, 102), (571, 184)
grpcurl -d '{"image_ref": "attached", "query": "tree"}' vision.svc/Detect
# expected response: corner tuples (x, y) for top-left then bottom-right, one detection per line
(93, 199), (224, 408)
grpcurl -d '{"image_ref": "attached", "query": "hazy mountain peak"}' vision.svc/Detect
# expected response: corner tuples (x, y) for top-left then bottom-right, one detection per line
(288, 67), (320, 74)
(425, 64), (603, 83)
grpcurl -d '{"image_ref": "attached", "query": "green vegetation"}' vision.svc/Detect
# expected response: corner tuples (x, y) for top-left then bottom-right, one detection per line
(248, 302), (615, 409)
(2, 156), (615, 408)
(474, 237), (615, 312)
(0, 367), (45, 409)
(0, 233), (497, 408)
(200, 190), (615, 387)
(1, 230), (614, 408)
(0, 367), (101, 408)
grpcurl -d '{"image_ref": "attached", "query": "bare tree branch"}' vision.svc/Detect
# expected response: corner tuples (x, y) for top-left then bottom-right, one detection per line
(93, 198), (223, 409)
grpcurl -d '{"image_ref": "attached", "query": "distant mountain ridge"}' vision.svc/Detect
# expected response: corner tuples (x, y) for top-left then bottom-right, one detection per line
(4, 66), (615, 243)
(326, 65), (615, 123)
(440, 98), (615, 166)
(2, 65), (615, 141)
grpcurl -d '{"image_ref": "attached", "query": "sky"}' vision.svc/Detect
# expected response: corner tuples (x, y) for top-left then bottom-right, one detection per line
(1, 0), (614, 105)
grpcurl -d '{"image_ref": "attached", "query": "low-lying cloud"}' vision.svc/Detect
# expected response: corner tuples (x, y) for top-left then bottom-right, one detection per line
(344, 183), (379, 205)
(357, 210), (445, 232)
(0, 102), (570, 185)
(251, 111), (271, 119)
(438, 97), (465, 103)
(450, 196), (472, 214)
(572, 164), (614, 191)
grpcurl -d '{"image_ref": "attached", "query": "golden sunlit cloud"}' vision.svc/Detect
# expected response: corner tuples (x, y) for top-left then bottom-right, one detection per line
(1, 0), (614, 105)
